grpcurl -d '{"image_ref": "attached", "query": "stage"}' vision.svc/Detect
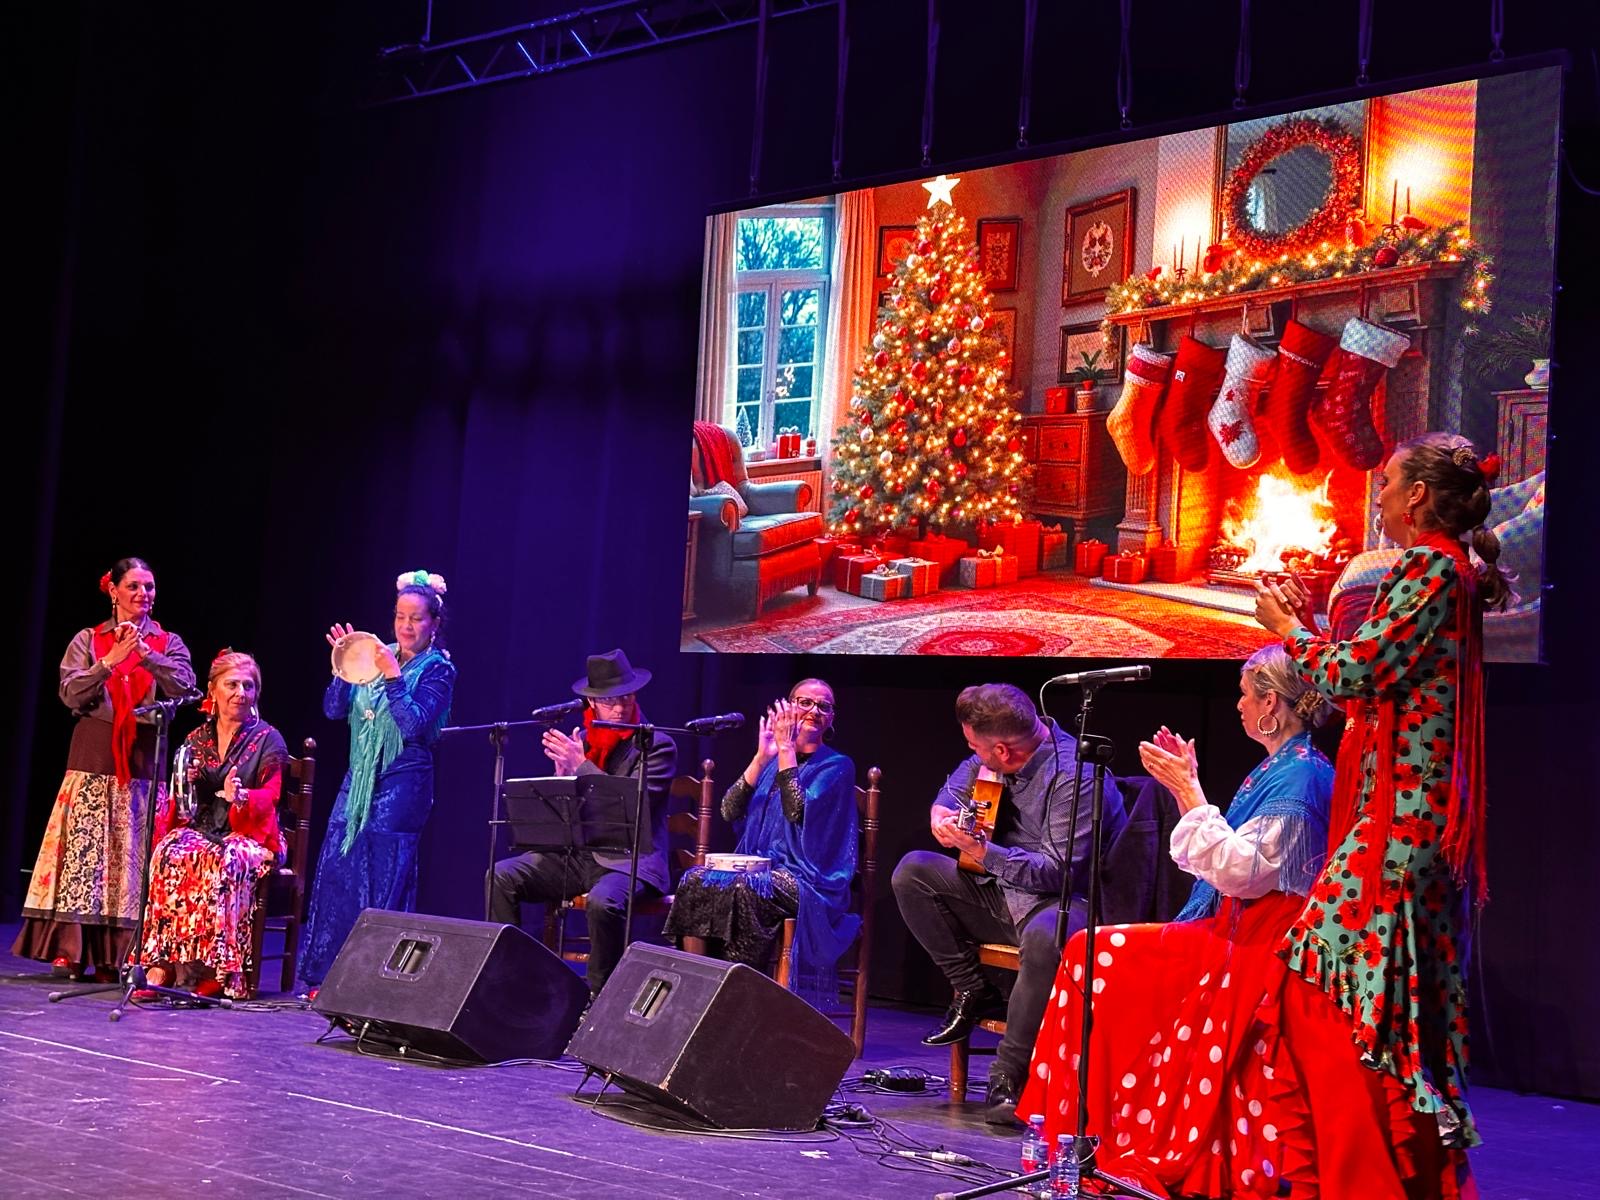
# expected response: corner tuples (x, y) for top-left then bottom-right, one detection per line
(0, 927), (1593, 1199)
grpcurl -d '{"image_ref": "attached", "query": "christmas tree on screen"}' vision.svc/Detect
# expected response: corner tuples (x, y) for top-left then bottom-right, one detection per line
(828, 175), (1029, 539)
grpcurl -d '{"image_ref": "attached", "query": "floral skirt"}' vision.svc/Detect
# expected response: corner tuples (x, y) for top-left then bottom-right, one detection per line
(141, 828), (274, 998)
(663, 866), (799, 968)
(13, 752), (160, 969)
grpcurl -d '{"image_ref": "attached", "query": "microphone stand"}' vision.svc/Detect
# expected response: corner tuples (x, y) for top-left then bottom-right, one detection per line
(439, 717), (550, 921)
(935, 680), (1160, 1200)
(50, 692), (228, 1018)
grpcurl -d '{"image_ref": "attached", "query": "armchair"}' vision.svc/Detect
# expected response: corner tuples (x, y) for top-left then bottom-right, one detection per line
(690, 422), (824, 619)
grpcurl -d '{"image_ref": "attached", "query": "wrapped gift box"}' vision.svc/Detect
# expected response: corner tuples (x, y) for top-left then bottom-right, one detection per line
(956, 550), (1004, 589)
(996, 554), (1020, 584)
(857, 567), (906, 601)
(1151, 542), (1203, 583)
(909, 533), (972, 584)
(1075, 538), (1109, 576)
(776, 429), (802, 458)
(870, 533), (913, 559)
(978, 518), (1042, 577)
(814, 535), (844, 567)
(890, 556), (939, 597)
(1044, 386), (1071, 415)
(1040, 529), (1069, 570)
(1102, 551), (1148, 584)
(834, 553), (886, 593)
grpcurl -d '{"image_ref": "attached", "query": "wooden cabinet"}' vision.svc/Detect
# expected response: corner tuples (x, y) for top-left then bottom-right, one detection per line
(1494, 388), (1549, 484)
(1020, 412), (1125, 531)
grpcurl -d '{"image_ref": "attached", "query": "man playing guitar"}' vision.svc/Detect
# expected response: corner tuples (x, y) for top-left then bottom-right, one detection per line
(891, 683), (1126, 1125)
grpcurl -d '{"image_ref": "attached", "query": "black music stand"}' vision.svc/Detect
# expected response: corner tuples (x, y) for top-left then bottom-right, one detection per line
(503, 773), (653, 947)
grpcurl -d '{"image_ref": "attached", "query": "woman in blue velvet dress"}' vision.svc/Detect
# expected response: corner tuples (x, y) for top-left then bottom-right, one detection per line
(300, 571), (456, 987)
(665, 678), (859, 1009)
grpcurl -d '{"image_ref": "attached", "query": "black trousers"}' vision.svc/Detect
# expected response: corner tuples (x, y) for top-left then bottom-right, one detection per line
(892, 850), (1086, 1081)
(488, 851), (659, 995)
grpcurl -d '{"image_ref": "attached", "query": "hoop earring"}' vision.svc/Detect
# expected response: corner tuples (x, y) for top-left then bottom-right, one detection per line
(1256, 713), (1280, 737)
(823, 725), (836, 742)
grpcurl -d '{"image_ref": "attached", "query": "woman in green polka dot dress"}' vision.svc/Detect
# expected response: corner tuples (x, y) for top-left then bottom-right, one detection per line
(1256, 432), (1510, 1196)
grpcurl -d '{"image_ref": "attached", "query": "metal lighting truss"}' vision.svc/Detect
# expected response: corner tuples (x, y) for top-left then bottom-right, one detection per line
(368, 0), (837, 107)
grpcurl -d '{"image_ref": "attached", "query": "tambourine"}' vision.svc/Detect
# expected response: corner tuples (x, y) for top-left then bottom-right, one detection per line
(330, 631), (385, 685)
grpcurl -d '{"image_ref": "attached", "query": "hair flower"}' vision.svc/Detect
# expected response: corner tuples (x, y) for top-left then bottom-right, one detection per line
(396, 569), (448, 596)
(1478, 453), (1501, 483)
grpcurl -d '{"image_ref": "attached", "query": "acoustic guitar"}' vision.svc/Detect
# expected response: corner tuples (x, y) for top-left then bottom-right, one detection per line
(955, 766), (1004, 874)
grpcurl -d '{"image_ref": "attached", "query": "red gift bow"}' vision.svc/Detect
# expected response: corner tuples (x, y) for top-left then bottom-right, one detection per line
(1478, 453), (1501, 483)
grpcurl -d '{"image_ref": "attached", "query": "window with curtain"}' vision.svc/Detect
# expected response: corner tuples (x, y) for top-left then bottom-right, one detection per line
(730, 205), (833, 449)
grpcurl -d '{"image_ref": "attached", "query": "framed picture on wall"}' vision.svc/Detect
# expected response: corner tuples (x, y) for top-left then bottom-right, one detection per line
(977, 218), (1021, 292)
(989, 307), (1018, 381)
(1062, 188), (1137, 304)
(877, 225), (917, 276)
(1058, 322), (1124, 384)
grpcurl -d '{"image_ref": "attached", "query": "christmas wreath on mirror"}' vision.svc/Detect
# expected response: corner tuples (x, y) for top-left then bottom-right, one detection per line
(1220, 116), (1362, 259)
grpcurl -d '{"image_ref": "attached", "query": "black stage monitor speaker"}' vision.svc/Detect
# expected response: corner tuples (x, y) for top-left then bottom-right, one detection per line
(312, 909), (589, 1063)
(566, 943), (855, 1130)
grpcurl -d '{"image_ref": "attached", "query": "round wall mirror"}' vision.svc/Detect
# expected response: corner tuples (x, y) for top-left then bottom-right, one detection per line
(1219, 113), (1364, 259)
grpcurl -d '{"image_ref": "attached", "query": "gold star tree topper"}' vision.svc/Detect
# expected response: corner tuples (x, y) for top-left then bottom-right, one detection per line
(921, 173), (960, 207)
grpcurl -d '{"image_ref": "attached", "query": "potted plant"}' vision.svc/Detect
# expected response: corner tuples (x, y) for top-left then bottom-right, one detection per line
(1071, 350), (1104, 411)
(1467, 310), (1551, 390)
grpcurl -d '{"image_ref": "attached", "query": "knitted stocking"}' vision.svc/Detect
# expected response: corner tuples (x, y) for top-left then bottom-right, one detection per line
(1157, 335), (1228, 472)
(1313, 318), (1410, 470)
(1206, 334), (1277, 470)
(1106, 343), (1175, 476)
(1265, 319), (1339, 474)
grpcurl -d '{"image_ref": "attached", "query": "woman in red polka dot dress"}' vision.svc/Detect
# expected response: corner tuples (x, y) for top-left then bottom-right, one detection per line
(1252, 433), (1508, 1197)
(1017, 643), (1335, 1196)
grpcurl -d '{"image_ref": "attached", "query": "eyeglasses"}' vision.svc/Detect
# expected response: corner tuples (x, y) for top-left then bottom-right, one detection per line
(591, 693), (635, 708)
(790, 695), (835, 714)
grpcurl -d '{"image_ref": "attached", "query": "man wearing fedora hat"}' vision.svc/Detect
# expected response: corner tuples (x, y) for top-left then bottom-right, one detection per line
(488, 649), (677, 995)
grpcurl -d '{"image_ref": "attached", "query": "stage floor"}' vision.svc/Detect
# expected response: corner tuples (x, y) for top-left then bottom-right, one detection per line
(1, 927), (1594, 1198)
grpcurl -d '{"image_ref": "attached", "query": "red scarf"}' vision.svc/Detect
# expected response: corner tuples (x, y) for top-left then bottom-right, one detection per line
(582, 705), (633, 768)
(91, 620), (170, 786)
(1327, 531), (1488, 924)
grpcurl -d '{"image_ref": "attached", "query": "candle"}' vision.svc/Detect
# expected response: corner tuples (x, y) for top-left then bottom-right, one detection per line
(1172, 242), (1177, 272)
(1196, 236), (1203, 277)
(1391, 179), (1398, 225)
(1405, 186), (1412, 216)
(1179, 234), (1185, 271)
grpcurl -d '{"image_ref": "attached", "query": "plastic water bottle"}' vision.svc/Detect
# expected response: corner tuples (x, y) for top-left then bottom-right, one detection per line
(1050, 1133), (1081, 1197)
(1020, 1114), (1050, 1198)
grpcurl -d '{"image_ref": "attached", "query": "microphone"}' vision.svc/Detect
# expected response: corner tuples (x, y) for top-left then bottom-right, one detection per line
(530, 698), (586, 722)
(1046, 664), (1152, 687)
(134, 689), (204, 717)
(684, 712), (746, 735)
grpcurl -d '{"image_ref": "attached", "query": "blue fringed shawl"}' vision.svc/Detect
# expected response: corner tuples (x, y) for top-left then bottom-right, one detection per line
(714, 745), (860, 1007)
(1174, 732), (1333, 921)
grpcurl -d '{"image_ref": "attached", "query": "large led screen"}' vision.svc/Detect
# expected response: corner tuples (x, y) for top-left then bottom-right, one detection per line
(684, 68), (1556, 662)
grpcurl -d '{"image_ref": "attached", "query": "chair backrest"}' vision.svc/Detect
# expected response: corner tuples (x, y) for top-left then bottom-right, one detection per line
(279, 738), (316, 886)
(690, 422), (749, 490)
(666, 757), (717, 884)
(1100, 773), (1190, 926)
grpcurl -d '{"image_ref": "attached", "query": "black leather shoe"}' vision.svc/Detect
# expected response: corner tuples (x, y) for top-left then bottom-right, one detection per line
(983, 1068), (1020, 1126)
(921, 986), (1004, 1047)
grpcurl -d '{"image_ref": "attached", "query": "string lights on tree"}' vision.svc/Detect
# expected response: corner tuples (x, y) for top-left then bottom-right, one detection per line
(827, 175), (1030, 538)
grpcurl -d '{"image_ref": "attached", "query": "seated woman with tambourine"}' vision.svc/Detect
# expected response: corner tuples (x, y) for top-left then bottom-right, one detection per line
(664, 679), (859, 1008)
(141, 651), (288, 999)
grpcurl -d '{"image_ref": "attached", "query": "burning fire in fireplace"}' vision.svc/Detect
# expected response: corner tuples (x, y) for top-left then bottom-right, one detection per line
(1207, 468), (1355, 606)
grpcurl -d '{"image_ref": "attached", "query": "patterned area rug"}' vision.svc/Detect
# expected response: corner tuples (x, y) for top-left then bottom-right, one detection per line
(694, 577), (1270, 657)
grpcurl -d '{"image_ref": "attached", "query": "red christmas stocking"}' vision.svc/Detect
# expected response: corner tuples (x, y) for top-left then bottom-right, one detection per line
(1266, 319), (1339, 474)
(1206, 333), (1277, 469)
(1313, 318), (1410, 470)
(1106, 343), (1174, 476)
(1157, 335), (1228, 472)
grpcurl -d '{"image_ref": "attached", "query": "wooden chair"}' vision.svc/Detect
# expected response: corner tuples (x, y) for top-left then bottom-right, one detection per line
(774, 765), (881, 1059)
(946, 774), (1182, 1102)
(541, 759), (716, 966)
(246, 737), (315, 998)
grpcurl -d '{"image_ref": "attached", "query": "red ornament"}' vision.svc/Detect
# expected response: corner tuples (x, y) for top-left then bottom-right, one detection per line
(916, 239), (932, 255)
(953, 428), (968, 448)
(889, 418), (908, 438)
(874, 350), (889, 369)
(911, 361), (929, 382)
(935, 271), (950, 288)
(902, 392), (918, 410)
(1345, 216), (1369, 247)
(895, 441), (908, 454)
(891, 482), (905, 494)
(1373, 246), (1400, 269)
(893, 387), (907, 406)
(918, 325), (933, 342)
(959, 367), (976, 387)
(859, 484), (875, 500)
(953, 463), (968, 479)
(845, 507), (860, 523)
(929, 287), (946, 305)
(1140, 291), (1158, 307)
(1006, 436), (1021, 452)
